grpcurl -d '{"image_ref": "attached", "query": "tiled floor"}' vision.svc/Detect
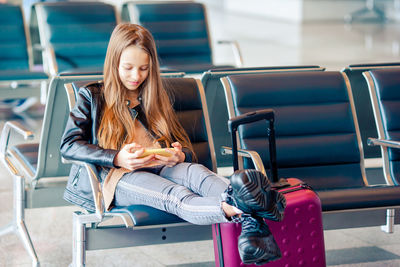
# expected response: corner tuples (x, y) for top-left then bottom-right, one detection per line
(2, 1), (400, 266)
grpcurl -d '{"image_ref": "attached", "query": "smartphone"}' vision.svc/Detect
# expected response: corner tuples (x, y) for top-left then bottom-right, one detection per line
(136, 148), (172, 158)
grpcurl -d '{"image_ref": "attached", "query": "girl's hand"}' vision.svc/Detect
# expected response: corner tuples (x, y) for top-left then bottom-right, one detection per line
(154, 142), (185, 167)
(113, 143), (155, 171)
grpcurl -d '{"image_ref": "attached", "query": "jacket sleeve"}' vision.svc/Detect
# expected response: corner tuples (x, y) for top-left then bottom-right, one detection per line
(60, 87), (118, 168)
(182, 147), (193, 163)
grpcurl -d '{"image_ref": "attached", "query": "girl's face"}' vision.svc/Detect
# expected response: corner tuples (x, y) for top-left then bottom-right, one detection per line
(118, 45), (150, 93)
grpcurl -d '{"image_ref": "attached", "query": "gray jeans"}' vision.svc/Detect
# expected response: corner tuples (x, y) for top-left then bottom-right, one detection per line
(114, 162), (230, 225)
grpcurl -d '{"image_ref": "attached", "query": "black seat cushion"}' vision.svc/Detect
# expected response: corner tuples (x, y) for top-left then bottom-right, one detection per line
(111, 205), (184, 226)
(318, 185), (400, 211)
(226, 72), (364, 190)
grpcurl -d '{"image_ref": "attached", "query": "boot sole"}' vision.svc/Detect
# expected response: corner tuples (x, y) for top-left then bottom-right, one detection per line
(238, 235), (282, 265)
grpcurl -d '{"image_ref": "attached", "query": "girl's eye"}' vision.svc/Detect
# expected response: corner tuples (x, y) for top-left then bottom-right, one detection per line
(123, 66), (132, 70)
(140, 66), (149, 71)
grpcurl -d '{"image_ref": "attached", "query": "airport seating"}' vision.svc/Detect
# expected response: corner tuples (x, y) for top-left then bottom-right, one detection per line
(344, 0), (386, 22)
(201, 66), (325, 168)
(30, 1), (118, 76)
(0, 3), (48, 102)
(0, 73), (104, 265)
(342, 63), (400, 160)
(121, 1), (243, 73)
(365, 68), (400, 186)
(64, 76), (216, 266)
(221, 71), (400, 232)
(365, 68), (400, 234)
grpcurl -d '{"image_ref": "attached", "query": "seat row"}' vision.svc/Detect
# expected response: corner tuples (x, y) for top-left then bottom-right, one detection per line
(1, 68), (400, 266)
(204, 63), (400, 168)
(2, 1), (400, 161)
(1, 0), (241, 107)
(1, 1), (399, 163)
(3, 1), (242, 76)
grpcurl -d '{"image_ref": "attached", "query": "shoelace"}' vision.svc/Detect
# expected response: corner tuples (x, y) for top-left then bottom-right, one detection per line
(241, 215), (265, 233)
(225, 185), (239, 208)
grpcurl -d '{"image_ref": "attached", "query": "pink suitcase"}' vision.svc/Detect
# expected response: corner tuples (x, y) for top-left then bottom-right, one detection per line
(213, 178), (326, 267)
(212, 110), (326, 267)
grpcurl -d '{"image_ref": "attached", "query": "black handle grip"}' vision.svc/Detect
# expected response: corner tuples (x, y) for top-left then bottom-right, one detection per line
(228, 109), (274, 133)
(228, 109), (278, 182)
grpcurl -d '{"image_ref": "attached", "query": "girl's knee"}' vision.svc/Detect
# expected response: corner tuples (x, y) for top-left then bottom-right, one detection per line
(186, 162), (208, 171)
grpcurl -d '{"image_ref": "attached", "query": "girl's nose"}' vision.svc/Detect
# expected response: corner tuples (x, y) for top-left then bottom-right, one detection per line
(130, 68), (139, 80)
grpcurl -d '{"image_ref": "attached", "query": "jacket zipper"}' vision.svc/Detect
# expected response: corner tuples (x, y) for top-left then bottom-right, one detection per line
(71, 166), (82, 187)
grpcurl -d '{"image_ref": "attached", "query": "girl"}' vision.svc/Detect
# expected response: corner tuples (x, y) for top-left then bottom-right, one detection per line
(60, 23), (284, 264)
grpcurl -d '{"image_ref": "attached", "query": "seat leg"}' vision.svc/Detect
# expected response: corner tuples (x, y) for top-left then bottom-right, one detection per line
(16, 220), (39, 267)
(381, 208), (395, 233)
(372, 5), (385, 20)
(72, 212), (86, 267)
(0, 175), (39, 266)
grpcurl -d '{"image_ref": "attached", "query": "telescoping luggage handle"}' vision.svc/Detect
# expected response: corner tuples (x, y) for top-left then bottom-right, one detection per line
(228, 109), (278, 183)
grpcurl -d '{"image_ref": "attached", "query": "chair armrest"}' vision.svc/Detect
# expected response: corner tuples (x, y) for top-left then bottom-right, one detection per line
(217, 40), (244, 67)
(368, 138), (400, 149)
(221, 146), (266, 175)
(0, 120), (34, 162)
(61, 158), (104, 222)
(42, 45), (58, 76)
(33, 43), (45, 52)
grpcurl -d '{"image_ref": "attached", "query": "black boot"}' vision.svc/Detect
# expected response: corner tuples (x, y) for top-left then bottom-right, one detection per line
(237, 214), (281, 265)
(226, 169), (286, 221)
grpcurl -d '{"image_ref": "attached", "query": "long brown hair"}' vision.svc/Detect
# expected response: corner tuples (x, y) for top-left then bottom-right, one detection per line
(98, 23), (193, 155)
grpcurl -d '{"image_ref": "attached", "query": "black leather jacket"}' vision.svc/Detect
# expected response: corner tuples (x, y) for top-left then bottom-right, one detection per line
(60, 81), (192, 211)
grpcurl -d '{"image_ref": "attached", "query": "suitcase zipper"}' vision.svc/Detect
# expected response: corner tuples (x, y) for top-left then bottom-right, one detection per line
(277, 183), (313, 194)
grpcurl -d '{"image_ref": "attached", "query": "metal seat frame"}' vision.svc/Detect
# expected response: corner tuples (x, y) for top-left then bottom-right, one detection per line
(0, 74), (106, 266)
